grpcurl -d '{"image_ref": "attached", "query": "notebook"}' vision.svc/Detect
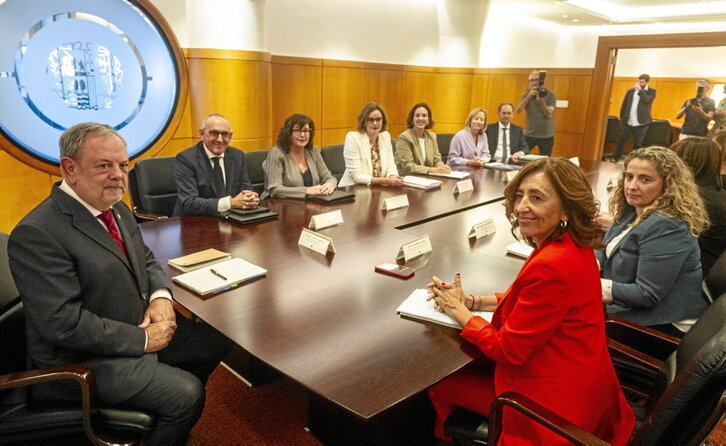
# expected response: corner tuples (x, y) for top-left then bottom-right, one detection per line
(396, 289), (493, 329)
(222, 206), (278, 225)
(403, 176), (443, 190)
(172, 258), (267, 295)
(306, 189), (355, 204)
(168, 248), (231, 273)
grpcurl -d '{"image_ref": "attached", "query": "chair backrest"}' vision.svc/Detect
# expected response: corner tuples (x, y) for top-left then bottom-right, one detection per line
(436, 133), (455, 163)
(604, 116), (621, 144)
(641, 119), (672, 147)
(703, 249), (726, 303)
(0, 233), (26, 381)
(631, 294), (726, 445)
(132, 157), (177, 217)
(245, 150), (269, 195)
(321, 145), (345, 182)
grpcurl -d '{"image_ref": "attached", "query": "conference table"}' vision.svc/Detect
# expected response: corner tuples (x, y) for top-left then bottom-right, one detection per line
(139, 159), (617, 445)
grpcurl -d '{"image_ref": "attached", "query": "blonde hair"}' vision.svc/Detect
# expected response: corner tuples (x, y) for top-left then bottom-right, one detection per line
(464, 108), (487, 135)
(608, 146), (709, 236)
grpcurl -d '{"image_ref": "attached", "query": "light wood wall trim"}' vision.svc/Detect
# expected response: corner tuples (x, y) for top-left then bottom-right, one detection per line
(271, 55), (322, 66)
(401, 65), (437, 73)
(365, 62), (404, 71)
(583, 31), (726, 161)
(322, 59), (366, 69)
(184, 48), (272, 62)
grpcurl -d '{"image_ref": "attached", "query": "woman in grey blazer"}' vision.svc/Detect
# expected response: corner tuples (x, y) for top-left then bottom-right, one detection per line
(596, 146), (710, 337)
(262, 114), (337, 199)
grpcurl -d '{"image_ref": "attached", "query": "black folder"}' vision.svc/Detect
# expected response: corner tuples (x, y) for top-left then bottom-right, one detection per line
(306, 190), (355, 204)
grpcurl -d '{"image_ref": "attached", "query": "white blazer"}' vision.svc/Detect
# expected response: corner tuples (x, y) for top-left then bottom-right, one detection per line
(338, 130), (399, 187)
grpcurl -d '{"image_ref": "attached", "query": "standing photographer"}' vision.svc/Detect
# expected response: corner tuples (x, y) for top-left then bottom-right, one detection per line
(676, 78), (715, 140)
(516, 70), (556, 155)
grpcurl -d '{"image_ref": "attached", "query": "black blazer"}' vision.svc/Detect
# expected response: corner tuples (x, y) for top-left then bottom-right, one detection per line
(619, 88), (656, 125)
(485, 122), (529, 161)
(173, 142), (252, 216)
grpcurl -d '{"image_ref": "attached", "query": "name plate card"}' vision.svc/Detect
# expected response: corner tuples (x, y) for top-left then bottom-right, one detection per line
(298, 228), (336, 255)
(382, 194), (410, 211)
(309, 209), (344, 230)
(467, 218), (496, 239)
(453, 178), (474, 194)
(606, 176), (619, 190)
(505, 170), (518, 183)
(569, 156), (580, 166)
(395, 235), (433, 262)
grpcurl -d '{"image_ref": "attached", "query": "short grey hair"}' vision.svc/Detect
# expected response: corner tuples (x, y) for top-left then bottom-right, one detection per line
(59, 122), (125, 160)
(200, 113), (229, 130)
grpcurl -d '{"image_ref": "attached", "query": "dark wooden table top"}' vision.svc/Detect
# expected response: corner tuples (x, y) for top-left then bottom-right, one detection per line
(139, 160), (614, 420)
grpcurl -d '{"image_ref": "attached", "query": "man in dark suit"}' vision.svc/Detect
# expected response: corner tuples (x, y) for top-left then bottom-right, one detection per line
(485, 102), (529, 163)
(612, 74), (656, 161)
(173, 113), (259, 216)
(9, 123), (232, 445)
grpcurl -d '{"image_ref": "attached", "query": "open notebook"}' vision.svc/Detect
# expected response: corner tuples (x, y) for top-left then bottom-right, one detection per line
(172, 258), (267, 295)
(396, 289), (493, 329)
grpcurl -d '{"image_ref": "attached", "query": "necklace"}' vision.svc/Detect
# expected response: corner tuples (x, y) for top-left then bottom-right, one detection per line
(291, 150), (307, 173)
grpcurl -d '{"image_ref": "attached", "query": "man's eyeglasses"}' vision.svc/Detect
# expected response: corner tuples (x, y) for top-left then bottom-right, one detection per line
(367, 117), (383, 124)
(207, 130), (232, 139)
(293, 128), (312, 135)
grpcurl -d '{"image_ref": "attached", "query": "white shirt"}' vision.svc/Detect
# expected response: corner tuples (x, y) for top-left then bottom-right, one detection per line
(493, 123), (511, 162)
(418, 137), (426, 164)
(627, 87), (647, 127)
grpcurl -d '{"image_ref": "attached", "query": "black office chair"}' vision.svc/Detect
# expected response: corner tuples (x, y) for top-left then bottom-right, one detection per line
(641, 119), (672, 147)
(245, 149), (269, 195)
(128, 157), (177, 221)
(703, 249), (726, 304)
(436, 133), (455, 164)
(0, 232), (156, 445)
(320, 144), (345, 182)
(602, 116), (621, 159)
(443, 294), (726, 445)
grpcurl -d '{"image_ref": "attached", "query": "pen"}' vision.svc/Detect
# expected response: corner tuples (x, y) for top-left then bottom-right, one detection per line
(210, 268), (227, 281)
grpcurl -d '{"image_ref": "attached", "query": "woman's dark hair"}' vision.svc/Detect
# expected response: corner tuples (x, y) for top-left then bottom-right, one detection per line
(405, 103), (434, 129)
(356, 103), (388, 133)
(671, 136), (723, 188)
(277, 114), (315, 152)
(503, 157), (604, 249)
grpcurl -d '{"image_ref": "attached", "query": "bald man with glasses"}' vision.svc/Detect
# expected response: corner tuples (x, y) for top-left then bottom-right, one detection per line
(173, 113), (259, 216)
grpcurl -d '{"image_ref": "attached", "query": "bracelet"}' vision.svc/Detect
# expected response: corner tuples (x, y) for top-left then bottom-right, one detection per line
(468, 294), (476, 311)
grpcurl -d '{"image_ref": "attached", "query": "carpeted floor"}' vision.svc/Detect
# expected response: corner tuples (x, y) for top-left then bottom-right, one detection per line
(188, 365), (321, 445)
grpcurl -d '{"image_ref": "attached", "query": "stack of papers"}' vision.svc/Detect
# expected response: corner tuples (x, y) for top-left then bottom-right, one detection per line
(172, 258), (267, 295)
(506, 240), (534, 258)
(428, 171), (470, 179)
(484, 163), (522, 171)
(168, 248), (231, 272)
(403, 176), (443, 190)
(396, 289), (493, 329)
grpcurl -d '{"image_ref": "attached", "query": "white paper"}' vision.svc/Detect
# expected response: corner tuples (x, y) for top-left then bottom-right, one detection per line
(396, 235), (433, 261)
(506, 240), (534, 258)
(171, 258), (267, 295)
(453, 178), (474, 194)
(382, 194), (410, 211)
(429, 170), (470, 179)
(298, 228), (335, 255)
(468, 218), (496, 239)
(396, 289), (492, 329)
(309, 209), (344, 230)
(403, 176), (443, 189)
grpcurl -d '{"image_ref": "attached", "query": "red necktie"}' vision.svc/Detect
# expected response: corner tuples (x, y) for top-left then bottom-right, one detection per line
(98, 208), (127, 257)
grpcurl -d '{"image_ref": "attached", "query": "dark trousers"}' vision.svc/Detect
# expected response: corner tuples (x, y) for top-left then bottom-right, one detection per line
(614, 123), (649, 161)
(524, 135), (554, 156)
(121, 313), (233, 446)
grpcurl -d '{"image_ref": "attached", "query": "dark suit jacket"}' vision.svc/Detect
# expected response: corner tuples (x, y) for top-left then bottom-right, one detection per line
(485, 122), (529, 161)
(596, 207), (706, 326)
(173, 142), (252, 216)
(8, 184), (168, 404)
(619, 87), (656, 125)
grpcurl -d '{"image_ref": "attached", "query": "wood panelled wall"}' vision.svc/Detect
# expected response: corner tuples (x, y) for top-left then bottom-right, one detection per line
(4, 48), (676, 232)
(608, 76), (726, 123)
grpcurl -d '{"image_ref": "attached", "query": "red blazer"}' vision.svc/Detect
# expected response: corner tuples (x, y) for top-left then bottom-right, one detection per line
(462, 233), (634, 445)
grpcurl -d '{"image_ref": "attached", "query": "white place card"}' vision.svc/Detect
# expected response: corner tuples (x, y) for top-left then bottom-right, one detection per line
(569, 156), (580, 166)
(606, 176), (619, 190)
(382, 194), (410, 211)
(453, 178), (474, 194)
(505, 170), (518, 183)
(467, 218), (496, 239)
(298, 228), (336, 255)
(395, 235), (433, 262)
(308, 209), (344, 230)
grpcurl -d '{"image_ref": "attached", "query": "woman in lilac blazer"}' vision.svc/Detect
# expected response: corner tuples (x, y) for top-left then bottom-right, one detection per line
(447, 108), (490, 168)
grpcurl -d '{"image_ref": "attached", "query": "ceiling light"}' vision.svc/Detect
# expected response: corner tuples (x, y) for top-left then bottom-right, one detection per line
(572, 18), (579, 22)
(562, 14), (568, 18)
(561, 0), (726, 23)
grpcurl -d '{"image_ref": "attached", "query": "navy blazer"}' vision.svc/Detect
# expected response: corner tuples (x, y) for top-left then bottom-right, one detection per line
(619, 87), (656, 126)
(173, 142), (252, 216)
(485, 122), (529, 162)
(596, 207), (706, 327)
(9, 185), (167, 404)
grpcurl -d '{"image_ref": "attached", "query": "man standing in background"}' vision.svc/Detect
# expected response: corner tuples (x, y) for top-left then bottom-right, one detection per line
(516, 70), (556, 156)
(611, 74), (656, 162)
(677, 79), (715, 140)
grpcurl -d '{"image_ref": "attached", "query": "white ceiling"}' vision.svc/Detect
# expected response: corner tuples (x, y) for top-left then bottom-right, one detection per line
(497, 0), (726, 26)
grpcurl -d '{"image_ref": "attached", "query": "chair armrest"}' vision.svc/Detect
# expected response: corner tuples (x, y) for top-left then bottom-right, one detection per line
(606, 317), (679, 361)
(488, 391), (611, 446)
(0, 365), (137, 446)
(132, 208), (169, 221)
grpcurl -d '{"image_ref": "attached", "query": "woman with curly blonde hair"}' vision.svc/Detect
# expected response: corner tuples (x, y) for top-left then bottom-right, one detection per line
(596, 146), (709, 337)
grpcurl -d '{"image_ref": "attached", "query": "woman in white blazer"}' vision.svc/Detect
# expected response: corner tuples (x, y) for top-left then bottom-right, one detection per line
(338, 103), (404, 187)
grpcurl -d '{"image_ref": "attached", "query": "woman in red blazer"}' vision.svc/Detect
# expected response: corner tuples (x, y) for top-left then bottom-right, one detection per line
(428, 157), (634, 445)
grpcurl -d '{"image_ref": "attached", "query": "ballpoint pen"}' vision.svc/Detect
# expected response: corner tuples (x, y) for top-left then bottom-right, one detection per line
(210, 268), (228, 281)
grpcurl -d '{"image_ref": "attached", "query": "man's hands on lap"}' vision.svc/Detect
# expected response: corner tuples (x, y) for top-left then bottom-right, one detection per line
(140, 298), (177, 352)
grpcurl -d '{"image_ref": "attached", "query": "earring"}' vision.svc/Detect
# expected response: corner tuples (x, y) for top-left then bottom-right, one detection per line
(560, 220), (568, 229)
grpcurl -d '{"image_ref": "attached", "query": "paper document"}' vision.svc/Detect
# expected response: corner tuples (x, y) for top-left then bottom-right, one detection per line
(168, 248), (231, 272)
(396, 289), (492, 329)
(428, 171), (470, 179)
(403, 176), (443, 190)
(172, 258), (267, 295)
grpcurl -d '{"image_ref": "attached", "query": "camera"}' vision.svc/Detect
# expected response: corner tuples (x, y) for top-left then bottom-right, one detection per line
(689, 86), (705, 107)
(537, 71), (547, 98)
